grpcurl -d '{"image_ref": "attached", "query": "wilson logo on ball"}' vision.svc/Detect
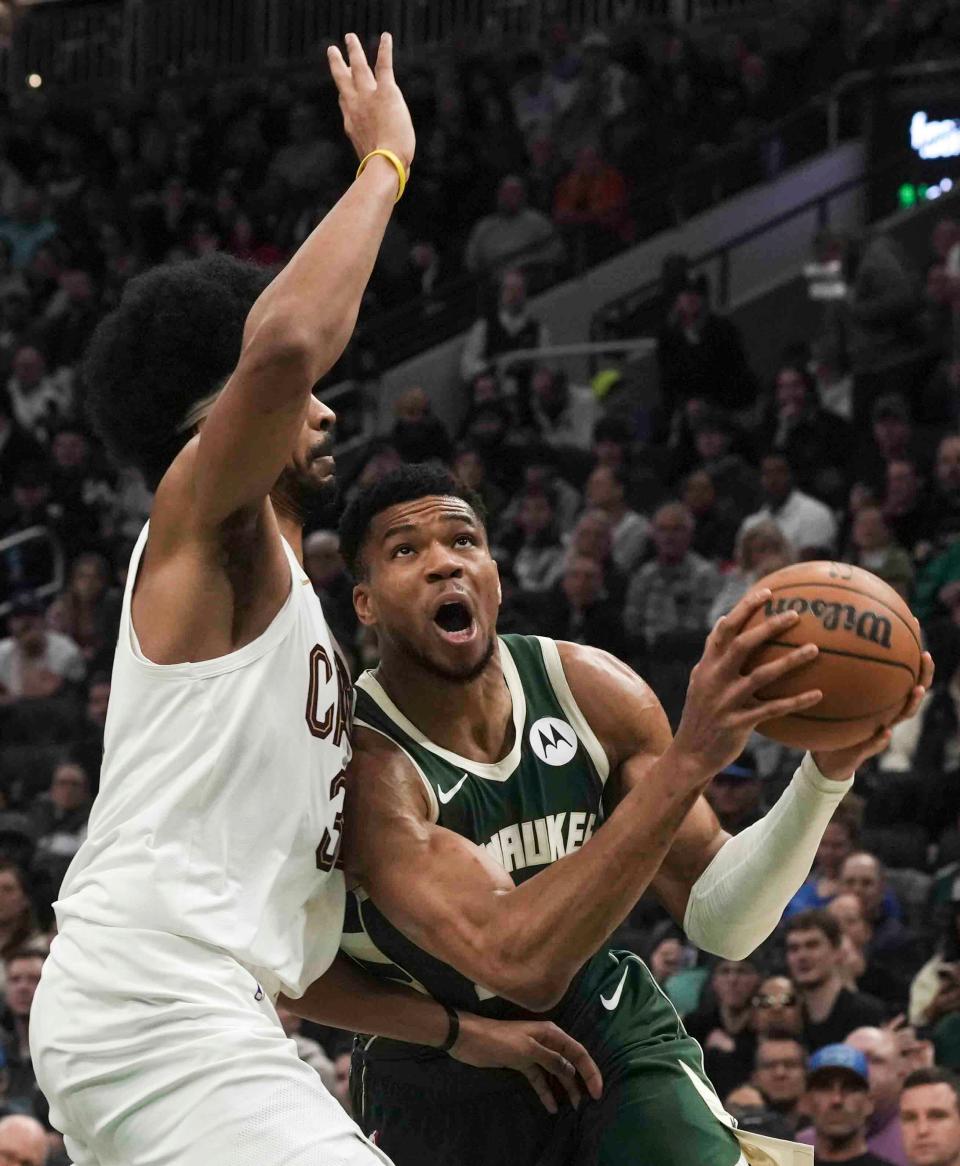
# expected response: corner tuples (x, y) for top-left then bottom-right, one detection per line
(763, 597), (893, 650)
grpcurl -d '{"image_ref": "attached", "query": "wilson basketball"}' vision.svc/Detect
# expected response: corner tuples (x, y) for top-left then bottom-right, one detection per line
(742, 561), (922, 751)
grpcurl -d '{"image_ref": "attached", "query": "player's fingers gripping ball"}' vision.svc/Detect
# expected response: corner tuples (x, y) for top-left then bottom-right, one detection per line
(742, 561), (922, 750)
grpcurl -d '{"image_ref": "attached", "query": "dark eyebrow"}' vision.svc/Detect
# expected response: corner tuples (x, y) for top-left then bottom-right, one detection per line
(381, 513), (476, 542)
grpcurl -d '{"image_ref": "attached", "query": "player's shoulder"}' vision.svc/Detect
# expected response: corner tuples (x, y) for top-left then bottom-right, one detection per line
(553, 640), (670, 761)
(345, 724), (434, 822)
(554, 640), (654, 702)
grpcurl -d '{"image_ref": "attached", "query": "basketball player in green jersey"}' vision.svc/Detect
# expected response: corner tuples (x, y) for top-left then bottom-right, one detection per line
(290, 464), (931, 1166)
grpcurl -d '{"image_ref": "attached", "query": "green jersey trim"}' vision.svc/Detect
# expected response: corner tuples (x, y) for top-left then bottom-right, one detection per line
(535, 636), (611, 785)
(354, 638), (527, 783)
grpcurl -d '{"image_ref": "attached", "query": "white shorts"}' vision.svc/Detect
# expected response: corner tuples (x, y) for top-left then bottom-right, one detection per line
(31, 922), (392, 1166)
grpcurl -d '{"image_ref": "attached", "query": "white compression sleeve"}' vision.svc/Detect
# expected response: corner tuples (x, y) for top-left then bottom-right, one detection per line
(682, 753), (854, 960)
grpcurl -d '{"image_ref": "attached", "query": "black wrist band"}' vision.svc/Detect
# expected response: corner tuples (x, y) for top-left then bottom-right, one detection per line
(439, 1003), (460, 1052)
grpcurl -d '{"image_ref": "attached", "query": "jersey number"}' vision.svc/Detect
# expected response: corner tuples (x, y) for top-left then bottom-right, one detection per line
(316, 769), (346, 872)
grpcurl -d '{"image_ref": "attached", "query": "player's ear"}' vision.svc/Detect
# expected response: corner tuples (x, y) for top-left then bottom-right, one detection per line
(353, 581), (377, 627)
(494, 559), (502, 607)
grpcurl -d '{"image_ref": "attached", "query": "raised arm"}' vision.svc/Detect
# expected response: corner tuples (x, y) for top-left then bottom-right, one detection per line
(346, 592), (827, 1011)
(189, 33), (414, 527)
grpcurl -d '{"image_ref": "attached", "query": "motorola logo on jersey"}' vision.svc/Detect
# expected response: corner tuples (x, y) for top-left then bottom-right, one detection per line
(528, 717), (577, 766)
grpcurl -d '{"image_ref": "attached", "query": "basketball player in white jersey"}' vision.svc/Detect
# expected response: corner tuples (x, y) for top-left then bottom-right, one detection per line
(29, 34), (600, 1166)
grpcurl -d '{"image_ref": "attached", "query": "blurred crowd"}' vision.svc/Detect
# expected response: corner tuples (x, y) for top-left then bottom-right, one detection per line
(1, 2), (960, 1162)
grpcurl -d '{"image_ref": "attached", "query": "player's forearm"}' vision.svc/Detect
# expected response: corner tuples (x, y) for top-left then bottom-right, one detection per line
(285, 953), (450, 1047)
(682, 754), (852, 959)
(488, 745), (709, 1008)
(241, 159), (400, 386)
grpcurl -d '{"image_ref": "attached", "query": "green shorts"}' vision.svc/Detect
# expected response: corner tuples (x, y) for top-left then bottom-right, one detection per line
(352, 951), (744, 1166)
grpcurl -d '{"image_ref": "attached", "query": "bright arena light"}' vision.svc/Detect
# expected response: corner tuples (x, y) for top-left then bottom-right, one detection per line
(27, 73), (42, 88)
(941, 177), (955, 192)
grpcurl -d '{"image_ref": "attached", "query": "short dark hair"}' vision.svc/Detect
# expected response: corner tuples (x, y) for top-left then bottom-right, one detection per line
(902, 1067), (960, 1110)
(755, 1031), (807, 1065)
(338, 462), (485, 579)
(4, 947), (45, 970)
(82, 253), (270, 489)
(784, 908), (842, 948)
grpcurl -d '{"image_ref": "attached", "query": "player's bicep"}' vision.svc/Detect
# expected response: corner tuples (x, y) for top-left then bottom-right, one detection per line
(191, 329), (315, 525)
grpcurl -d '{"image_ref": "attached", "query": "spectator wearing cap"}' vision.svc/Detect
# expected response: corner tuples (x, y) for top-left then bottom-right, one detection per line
(687, 410), (759, 522)
(5, 347), (73, 445)
(752, 1031), (809, 1133)
(802, 1044), (893, 1164)
(682, 470), (741, 564)
(0, 597), (85, 702)
(785, 910), (885, 1053)
(900, 1067), (960, 1166)
(763, 361), (853, 508)
(1, 949), (45, 1110)
(0, 1114), (47, 1166)
(624, 501), (720, 650)
(708, 519), (794, 625)
(542, 554), (622, 654)
(583, 464), (648, 574)
(463, 176), (565, 280)
(740, 454), (838, 557)
(706, 752), (765, 835)
(845, 1028), (909, 1165)
(528, 366), (598, 453)
(657, 277), (758, 417)
(459, 268), (550, 390)
(685, 957), (761, 1100)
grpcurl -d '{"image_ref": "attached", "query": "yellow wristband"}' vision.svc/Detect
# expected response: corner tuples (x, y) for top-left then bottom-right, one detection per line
(356, 148), (408, 203)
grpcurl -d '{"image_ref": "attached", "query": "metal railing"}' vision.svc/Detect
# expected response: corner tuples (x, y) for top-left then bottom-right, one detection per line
(590, 154), (960, 349)
(0, 527), (65, 619)
(3, 0), (783, 95)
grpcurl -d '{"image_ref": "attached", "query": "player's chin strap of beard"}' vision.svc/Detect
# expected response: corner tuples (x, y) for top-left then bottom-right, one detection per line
(177, 386), (225, 433)
(682, 753), (854, 961)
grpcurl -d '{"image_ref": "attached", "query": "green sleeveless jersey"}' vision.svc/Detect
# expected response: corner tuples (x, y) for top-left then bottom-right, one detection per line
(341, 634), (613, 1025)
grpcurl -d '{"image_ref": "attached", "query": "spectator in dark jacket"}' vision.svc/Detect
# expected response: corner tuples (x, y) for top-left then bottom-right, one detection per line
(761, 361), (852, 507)
(543, 554), (622, 653)
(390, 388), (452, 466)
(657, 278), (757, 417)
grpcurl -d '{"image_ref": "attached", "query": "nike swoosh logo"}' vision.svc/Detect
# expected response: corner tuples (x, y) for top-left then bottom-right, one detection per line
(437, 773), (469, 805)
(600, 964), (631, 1011)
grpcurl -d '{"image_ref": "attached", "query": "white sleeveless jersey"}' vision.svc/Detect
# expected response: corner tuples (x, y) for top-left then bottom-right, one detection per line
(55, 523), (351, 998)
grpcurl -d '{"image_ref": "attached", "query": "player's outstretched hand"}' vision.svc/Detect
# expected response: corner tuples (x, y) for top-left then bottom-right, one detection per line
(451, 1014), (602, 1113)
(671, 589), (822, 781)
(327, 32), (415, 171)
(812, 643), (934, 780)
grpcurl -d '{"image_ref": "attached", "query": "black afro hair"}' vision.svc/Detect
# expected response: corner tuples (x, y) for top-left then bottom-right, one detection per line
(339, 462), (486, 579)
(81, 253), (271, 489)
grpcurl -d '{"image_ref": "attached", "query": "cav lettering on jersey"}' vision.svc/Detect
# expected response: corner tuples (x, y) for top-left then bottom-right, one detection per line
(305, 644), (352, 745)
(484, 812), (597, 874)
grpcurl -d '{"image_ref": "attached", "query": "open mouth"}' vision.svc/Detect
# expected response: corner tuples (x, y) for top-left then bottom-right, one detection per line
(433, 601), (476, 644)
